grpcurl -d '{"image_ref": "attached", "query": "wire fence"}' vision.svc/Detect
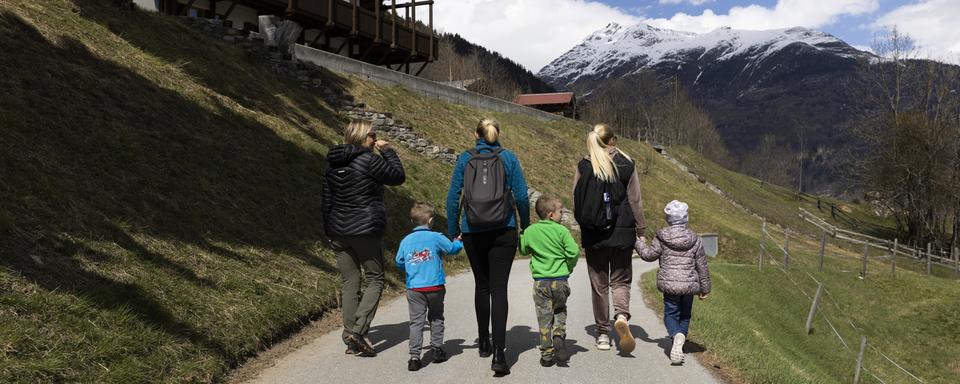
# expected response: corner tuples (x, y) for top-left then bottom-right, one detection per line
(758, 219), (928, 384)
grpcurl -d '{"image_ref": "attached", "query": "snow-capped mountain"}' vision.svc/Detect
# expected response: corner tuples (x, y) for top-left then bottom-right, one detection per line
(539, 22), (871, 91)
(537, 22), (887, 193)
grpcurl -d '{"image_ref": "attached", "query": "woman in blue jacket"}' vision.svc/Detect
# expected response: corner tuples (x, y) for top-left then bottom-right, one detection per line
(445, 118), (529, 375)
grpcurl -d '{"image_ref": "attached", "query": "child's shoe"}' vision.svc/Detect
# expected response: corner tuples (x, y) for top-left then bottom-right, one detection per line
(670, 333), (686, 365)
(408, 357), (422, 371)
(431, 347), (448, 363)
(539, 355), (556, 367)
(596, 334), (611, 350)
(553, 335), (569, 362)
(614, 314), (636, 353)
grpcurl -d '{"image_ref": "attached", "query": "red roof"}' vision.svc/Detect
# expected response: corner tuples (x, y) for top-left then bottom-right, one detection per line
(514, 92), (575, 106)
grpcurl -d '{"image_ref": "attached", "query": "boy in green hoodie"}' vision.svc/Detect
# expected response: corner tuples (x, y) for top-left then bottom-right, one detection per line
(520, 194), (580, 367)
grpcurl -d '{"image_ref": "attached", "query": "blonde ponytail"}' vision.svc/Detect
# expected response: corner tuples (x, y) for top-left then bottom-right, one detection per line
(587, 124), (622, 182)
(476, 118), (500, 144)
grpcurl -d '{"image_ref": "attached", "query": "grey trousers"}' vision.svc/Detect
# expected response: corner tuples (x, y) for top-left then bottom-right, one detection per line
(407, 289), (445, 358)
(330, 235), (385, 344)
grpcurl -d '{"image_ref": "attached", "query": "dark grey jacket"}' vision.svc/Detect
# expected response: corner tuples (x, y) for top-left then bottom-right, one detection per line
(636, 224), (711, 296)
(322, 144), (405, 237)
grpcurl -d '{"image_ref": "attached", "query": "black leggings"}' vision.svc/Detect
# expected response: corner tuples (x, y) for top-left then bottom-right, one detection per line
(462, 228), (518, 348)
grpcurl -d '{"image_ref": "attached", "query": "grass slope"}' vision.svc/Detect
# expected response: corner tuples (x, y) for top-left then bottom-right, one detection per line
(2, 1), (956, 384)
(0, 1), (462, 382)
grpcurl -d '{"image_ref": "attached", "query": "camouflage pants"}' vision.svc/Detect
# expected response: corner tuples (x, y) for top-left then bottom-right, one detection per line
(533, 279), (570, 358)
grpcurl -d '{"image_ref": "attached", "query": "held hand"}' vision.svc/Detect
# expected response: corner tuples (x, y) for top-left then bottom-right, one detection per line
(638, 236), (648, 244)
(374, 140), (390, 151)
(699, 293), (709, 300)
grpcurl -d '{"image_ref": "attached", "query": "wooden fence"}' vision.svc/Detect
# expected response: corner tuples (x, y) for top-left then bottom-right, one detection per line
(799, 208), (960, 277)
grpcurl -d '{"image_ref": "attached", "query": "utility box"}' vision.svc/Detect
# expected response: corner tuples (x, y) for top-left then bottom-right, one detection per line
(701, 233), (719, 257)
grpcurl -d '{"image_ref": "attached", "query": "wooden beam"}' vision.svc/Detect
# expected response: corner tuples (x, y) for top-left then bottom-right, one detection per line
(410, 0), (417, 54)
(179, 0), (198, 16)
(335, 38), (349, 54)
(428, 1), (433, 60)
(383, 0), (433, 10)
(351, 0), (358, 35)
(414, 61), (428, 77)
(374, 0), (381, 43)
(327, 0), (335, 27)
(391, 0), (397, 48)
(222, 1), (238, 19)
(375, 48), (391, 65)
(209, 0), (217, 18)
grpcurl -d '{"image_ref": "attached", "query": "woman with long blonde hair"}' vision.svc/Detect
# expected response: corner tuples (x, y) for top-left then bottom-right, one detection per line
(572, 124), (646, 354)
(445, 118), (529, 375)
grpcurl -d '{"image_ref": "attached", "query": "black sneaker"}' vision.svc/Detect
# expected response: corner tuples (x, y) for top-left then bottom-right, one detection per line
(553, 336), (569, 362)
(539, 356), (556, 367)
(491, 347), (510, 375)
(346, 333), (376, 357)
(408, 358), (422, 371)
(432, 347), (448, 363)
(478, 337), (492, 358)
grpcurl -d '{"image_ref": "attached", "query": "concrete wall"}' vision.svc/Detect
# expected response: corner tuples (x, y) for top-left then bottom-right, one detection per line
(293, 45), (563, 121)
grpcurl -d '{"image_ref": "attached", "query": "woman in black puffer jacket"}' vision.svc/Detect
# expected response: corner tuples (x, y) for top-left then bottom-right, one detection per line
(323, 119), (405, 357)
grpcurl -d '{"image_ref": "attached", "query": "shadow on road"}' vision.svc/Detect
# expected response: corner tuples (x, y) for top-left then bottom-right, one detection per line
(367, 322), (410, 352)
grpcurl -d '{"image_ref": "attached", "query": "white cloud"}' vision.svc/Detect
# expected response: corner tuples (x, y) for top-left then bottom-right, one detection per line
(432, 0), (639, 72)
(432, 1), (883, 72)
(659, 0), (714, 6)
(872, 0), (960, 63)
(641, 0), (878, 33)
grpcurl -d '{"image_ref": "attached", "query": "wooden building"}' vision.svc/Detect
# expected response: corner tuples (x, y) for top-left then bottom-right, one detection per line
(514, 92), (578, 119)
(142, 0), (438, 75)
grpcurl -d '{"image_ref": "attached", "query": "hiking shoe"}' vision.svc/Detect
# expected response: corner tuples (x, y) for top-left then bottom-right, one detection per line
(346, 333), (376, 357)
(431, 347), (448, 363)
(671, 333), (686, 365)
(408, 357), (422, 371)
(553, 336), (569, 362)
(540, 355), (556, 367)
(614, 314), (636, 354)
(344, 344), (357, 355)
(491, 347), (510, 375)
(478, 337), (492, 358)
(596, 334), (611, 350)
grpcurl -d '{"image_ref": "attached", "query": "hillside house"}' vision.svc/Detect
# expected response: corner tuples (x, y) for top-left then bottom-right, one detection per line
(514, 92), (578, 119)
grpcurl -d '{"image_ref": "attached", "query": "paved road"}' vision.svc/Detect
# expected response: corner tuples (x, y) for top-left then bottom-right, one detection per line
(246, 259), (720, 384)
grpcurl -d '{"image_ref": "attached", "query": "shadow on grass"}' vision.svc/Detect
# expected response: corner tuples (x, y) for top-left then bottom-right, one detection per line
(0, 8), (449, 378)
(72, 0), (353, 145)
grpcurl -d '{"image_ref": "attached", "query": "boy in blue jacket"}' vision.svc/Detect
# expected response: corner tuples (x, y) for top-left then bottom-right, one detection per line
(395, 202), (463, 371)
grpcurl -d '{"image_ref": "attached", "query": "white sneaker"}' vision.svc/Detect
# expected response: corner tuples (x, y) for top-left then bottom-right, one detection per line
(671, 333), (686, 364)
(614, 314), (636, 353)
(596, 334), (611, 350)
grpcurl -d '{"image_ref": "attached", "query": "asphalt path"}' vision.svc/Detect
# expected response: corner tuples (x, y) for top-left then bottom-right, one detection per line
(246, 259), (720, 384)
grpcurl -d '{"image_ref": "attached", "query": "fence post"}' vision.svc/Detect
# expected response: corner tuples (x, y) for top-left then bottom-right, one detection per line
(759, 220), (766, 271)
(926, 242), (932, 276)
(853, 336), (867, 384)
(783, 228), (790, 271)
(860, 242), (868, 279)
(818, 230), (827, 272)
(805, 283), (824, 334)
(954, 246), (959, 276)
(891, 238), (898, 278)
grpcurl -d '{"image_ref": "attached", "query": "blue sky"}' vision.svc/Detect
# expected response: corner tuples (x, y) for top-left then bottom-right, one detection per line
(432, 1), (960, 71)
